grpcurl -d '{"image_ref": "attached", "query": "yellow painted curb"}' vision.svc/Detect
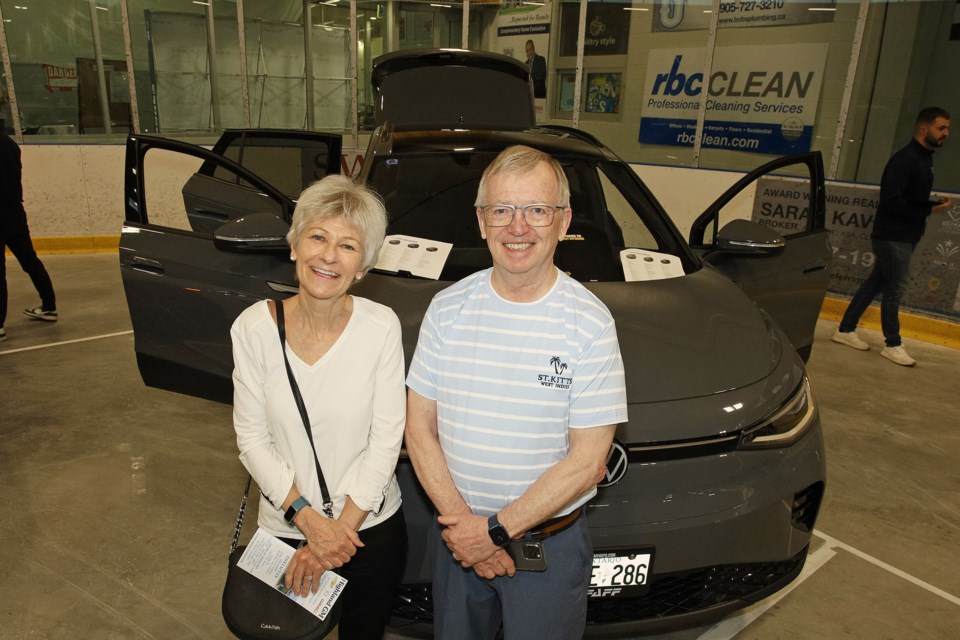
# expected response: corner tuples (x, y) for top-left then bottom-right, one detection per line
(820, 296), (960, 350)
(4, 235), (120, 255)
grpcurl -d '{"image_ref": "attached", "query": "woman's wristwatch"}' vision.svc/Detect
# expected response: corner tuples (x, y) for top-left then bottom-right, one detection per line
(284, 496), (311, 524)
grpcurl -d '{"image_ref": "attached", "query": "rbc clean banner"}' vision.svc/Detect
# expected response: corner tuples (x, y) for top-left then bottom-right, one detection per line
(639, 44), (828, 155)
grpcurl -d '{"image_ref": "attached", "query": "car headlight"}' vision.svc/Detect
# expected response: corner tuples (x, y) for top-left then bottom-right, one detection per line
(739, 377), (816, 449)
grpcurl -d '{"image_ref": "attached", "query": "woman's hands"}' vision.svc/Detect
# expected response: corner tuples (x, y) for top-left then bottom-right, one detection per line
(284, 506), (364, 595)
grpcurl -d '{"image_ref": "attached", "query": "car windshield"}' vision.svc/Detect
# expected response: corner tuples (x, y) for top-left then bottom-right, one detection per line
(366, 150), (688, 283)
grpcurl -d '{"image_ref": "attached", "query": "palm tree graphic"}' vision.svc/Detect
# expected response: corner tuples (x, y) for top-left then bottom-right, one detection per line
(551, 356), (568, 375)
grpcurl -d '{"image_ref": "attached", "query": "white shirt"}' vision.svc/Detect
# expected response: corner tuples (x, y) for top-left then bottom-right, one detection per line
(231, 297), (406, 538)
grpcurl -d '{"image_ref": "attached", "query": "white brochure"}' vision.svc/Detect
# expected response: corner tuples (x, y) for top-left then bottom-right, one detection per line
(237, 528), (347, 621)
(374, 235), (453, 280)
(620, 249), (685, 281)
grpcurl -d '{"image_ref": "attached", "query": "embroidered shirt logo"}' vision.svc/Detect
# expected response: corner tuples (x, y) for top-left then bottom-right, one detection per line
(539, 356), (572, 389)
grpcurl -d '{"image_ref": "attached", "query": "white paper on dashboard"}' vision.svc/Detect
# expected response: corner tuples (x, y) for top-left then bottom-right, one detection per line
(374, 235), (453, 280)
(620, 249), (684, 281)
(237, 528), (347, 620)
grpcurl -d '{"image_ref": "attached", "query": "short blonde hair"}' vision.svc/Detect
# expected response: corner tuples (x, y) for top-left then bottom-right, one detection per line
(287, 175), (387, 271)
(475, 145), (570, 208)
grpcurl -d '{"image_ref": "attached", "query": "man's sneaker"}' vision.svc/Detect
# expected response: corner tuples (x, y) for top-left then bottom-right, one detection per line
(0, 327), (6, 341)
(880, 346), (917, 367)
(24, 307), (58, 322)
(831, 330), (870, 351)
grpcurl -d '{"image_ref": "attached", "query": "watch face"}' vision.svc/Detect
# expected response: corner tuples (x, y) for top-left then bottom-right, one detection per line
(489, 524), (510, 547)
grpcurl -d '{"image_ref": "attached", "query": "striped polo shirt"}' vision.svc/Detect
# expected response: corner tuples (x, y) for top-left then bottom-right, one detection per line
(406, 268), (628, 516)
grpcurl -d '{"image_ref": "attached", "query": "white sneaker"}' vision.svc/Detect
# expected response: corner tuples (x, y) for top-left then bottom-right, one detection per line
(0, 327), (6, 341)
(880, 346), (917, 367)
(831, 330), (870, 351)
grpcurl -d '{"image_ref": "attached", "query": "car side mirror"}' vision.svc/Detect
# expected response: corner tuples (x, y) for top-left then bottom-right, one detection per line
(214, 213), (290, 252)
(715, 219), (785, 254)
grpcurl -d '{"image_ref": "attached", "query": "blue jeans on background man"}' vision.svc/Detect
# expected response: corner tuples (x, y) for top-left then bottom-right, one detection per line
(839, 239), (915, 347)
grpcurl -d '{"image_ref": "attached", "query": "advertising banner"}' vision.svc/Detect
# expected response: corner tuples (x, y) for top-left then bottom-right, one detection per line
(639, 44), (827, 155)
(558, 3), (630, 57)
(753, 177), (960, 319)
(652, 0), (837, 32)
(497, 4), (552, 122)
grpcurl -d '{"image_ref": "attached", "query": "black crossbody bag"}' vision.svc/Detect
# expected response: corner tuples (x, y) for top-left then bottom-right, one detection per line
(221, 300), (342, 640)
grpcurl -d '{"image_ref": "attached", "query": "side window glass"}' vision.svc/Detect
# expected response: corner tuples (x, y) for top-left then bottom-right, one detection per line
(697, 159), (815, 248)
(143, 148), (205, 233)
(142, 146), (285, 237)
(211, 141), (332, 199)
(598, 171), (658, 251)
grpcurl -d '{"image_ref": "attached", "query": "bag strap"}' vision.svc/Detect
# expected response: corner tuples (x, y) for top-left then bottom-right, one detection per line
(229, 475), (252, 555)
(275, 299), (335, 519)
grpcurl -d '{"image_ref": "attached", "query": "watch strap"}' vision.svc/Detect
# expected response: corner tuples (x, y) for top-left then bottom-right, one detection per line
(284, 496), (311, 524)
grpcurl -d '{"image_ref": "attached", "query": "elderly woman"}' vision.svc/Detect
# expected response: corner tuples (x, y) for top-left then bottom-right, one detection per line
(230, 175), (406, 639)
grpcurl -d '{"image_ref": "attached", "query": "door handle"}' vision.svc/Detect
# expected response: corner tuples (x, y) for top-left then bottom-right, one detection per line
(130, 256), (165, 276)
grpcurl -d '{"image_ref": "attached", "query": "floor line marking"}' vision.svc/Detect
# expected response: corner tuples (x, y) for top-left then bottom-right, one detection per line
(695, 540), (837, 640)
(28, 559), (160, 640)
(814, 530), (960, 607)
(0, 330), (133, 355)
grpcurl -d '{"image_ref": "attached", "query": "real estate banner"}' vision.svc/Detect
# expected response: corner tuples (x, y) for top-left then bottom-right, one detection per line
(639, 44), (827, 155)
(496, 4), (552, 122)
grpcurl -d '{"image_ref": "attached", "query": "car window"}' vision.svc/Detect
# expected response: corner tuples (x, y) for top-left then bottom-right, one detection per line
(205, 137), (336, 200)
(598, 170), (657, 251)
(367, 151), (682, 282)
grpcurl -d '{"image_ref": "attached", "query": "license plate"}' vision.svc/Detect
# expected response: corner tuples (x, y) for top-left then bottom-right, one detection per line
(588, 548), (654, 597)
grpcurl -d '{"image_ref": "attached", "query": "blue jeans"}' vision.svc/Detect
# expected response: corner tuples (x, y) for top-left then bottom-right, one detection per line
(839, 239), (914, 347)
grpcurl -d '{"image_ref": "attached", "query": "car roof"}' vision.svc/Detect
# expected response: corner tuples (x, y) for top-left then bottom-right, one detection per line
(372, 49), (535, 131)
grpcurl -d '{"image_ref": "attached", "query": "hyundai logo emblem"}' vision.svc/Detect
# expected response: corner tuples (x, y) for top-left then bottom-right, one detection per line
(598, 440), (629, 487)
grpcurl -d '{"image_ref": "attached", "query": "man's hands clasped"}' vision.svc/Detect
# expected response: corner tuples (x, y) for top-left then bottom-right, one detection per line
(438, 513), (516, 579)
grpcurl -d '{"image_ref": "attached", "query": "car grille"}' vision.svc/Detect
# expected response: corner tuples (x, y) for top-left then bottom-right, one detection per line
(392, 546), (808, 626)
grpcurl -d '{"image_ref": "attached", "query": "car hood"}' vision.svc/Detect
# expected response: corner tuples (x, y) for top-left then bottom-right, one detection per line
(356, 265), (782, 404)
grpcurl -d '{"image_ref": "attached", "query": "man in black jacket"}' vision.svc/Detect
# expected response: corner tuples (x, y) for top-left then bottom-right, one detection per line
(832, 106), (951, 366)
(1, 133), (57, 342)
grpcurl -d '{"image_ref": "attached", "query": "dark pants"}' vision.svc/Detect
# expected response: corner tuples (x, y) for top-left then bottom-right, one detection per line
(839, 239), (914, 347)
(1, 206), (56, 326)
(284, 508), (407, 640)
(432, 516), (592, 640)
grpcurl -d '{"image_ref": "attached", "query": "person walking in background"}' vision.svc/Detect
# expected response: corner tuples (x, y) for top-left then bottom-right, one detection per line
(832, 106), (951, 366)
(0, 132), (57, 342)
(405, 145), (627, 639)
(525, 40), (547, 99)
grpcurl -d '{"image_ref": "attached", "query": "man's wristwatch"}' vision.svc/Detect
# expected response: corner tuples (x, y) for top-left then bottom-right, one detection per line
(487, 513), (510, 548)
(284, 496), (311, 525)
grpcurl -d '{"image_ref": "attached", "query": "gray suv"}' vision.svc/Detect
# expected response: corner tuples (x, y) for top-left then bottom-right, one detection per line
(120, 49), (830, 636)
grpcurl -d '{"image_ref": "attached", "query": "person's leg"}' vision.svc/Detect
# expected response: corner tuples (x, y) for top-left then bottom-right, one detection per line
(1, 231), (8, 328)
(838, 259), (884, 333)
(874, 240), (914, 348)
(498, 518), (592, 640)
(6, 214), (55, 312)
(336, 509), (408, 640)
(432, 520), (502, 640)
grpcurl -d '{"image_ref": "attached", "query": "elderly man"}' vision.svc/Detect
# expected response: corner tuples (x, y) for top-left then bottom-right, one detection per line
(405, 145), (628, 639)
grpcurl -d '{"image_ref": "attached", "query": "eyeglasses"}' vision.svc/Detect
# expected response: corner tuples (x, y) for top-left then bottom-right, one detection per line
(479, 203), (565, 227)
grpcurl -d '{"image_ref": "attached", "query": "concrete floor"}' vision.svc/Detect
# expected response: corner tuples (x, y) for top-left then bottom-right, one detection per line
(1, 253), (958, 639)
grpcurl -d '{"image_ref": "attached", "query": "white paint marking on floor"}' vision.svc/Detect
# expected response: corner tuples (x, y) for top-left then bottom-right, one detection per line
(695, 539), (837, 640)
(814, 530), (960, 607)
(28, 559), (160, 640)
(0, 330), (133, 355)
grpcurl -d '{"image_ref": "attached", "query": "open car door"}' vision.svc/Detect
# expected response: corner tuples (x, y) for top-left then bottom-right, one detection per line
(689, 152), (831, 361)
(120, 131), (341, 403)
